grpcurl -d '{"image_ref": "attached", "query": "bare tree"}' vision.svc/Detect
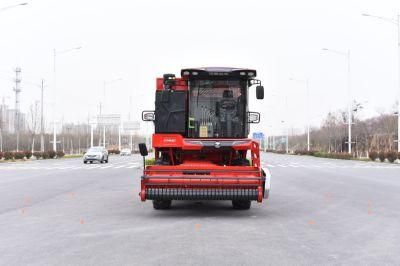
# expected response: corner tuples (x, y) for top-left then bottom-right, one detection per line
(27, 101), (40, 152)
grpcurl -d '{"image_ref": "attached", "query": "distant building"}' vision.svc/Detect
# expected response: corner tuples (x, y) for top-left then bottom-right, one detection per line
(0, 106), (25, 134)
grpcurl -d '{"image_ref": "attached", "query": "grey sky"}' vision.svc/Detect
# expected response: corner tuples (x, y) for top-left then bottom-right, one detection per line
(0, 0), (399, 136)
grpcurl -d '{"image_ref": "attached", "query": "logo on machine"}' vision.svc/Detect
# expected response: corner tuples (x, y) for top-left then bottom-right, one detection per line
(214, 141), (221, 148)
(163, 137), (177, 143)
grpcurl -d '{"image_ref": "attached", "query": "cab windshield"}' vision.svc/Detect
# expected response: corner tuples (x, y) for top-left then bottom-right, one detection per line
(188, 79), (247, 138)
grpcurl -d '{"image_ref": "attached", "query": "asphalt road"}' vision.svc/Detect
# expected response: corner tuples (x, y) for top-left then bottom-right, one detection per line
(1, 153), (400, 265)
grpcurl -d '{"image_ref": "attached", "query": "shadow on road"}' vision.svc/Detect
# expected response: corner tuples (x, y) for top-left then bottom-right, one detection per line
(146, 201), (273, 219)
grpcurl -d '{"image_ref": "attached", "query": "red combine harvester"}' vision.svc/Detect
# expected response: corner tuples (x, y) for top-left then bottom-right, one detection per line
(139, 67), (270, 210)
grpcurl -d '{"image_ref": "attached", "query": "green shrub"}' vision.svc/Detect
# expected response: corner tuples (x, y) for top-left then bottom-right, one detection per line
(14, 151), (25, 160)
(334, 153), (352, 160)
(42, 151), (49, 159)
(33, 151), (42, 159)
(386, 151), (397, 163)
(48, 150), (56, 159)
(4, 151), (13, 160)
(24, 150), (32, 159)
(368, 150), (378, 161)
(145, 158), (155, 166)
(56, 151), (65, 158)
(378, 151), (385, 162)
(313, 151), (325, 158)
(295, 150), (315, 156)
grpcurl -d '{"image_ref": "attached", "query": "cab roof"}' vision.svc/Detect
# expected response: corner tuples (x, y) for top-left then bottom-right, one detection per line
(181, 67), (257, 79)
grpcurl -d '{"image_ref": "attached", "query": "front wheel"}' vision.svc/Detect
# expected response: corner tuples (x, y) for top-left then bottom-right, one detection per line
(153, 200), (172, 210)
(232, 200), (251, 210)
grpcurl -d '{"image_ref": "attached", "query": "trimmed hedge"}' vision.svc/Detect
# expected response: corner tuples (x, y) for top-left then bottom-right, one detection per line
(42, 151), (50, 159)
(14, 152), (25, 160)
(386, 151), (398, 163)
(48, 150), (56, 159)
(4, 151), (13, 160)
(294, 150), (315, 156)
(108, 149), (120, 155)
(378, 151), (385, 162)
(1, 150), (69, 160)
(312, 152), (352, 160)
(368, 151), (378, 161)
(24, 150), (32, 159)
(33, 151), (42, 159)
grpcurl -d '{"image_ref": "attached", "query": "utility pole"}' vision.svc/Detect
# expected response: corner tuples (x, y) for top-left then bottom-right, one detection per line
(40, 79), (45, 152)
(347, 50), (352, 154)
(397, 14), (400, 152)
(13, 67), (22, 152)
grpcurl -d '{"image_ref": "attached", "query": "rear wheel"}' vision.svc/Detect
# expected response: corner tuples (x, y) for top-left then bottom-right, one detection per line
(100, 157), (104, 164)
(232, 200), (251, 210)
(83, 161), (87, 164)
(153, 200), (172, 210)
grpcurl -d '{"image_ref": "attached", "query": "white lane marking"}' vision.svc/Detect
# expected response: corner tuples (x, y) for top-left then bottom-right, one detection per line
(99, 165), (114, 169)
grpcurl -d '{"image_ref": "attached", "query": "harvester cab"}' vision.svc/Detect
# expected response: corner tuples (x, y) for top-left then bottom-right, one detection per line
(140, 67), (270, 210)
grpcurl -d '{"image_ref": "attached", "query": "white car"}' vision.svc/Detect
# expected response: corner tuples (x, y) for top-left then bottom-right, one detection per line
(120, 148), (132, 156)
(83, 146), (109, 164)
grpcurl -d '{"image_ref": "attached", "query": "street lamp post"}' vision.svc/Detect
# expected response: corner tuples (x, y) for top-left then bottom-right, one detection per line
(322, 48), (352, 154)
(52, 46), (81, 152)
(362, 13), (400, 152)
(290, 77), (310, 151)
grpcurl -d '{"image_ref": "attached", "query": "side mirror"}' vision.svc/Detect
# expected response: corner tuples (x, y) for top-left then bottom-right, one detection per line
(256, 86), (264, 100)
(248, 112), (261, 123)
(138, 143), (148, 157)
(142, 111), (155, 121)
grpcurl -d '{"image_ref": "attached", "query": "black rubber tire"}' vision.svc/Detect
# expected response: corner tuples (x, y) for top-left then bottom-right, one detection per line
(83, 161), (87, 164)
(90, 161), (93, 164)
(100, 157), (104, 164)
(153, 200), (172, 210)
(232, 200), (251, 210)
(105, 159), (108, 163)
